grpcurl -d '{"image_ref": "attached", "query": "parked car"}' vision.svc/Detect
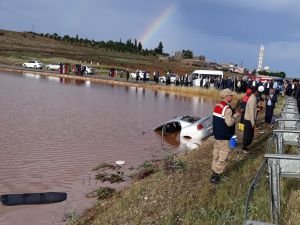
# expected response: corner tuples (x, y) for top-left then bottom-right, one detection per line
(159, 74), (177, 83)
(23, 60), (43, 69)
(130, 71), (150, 80)
(82, 65), (95, 75)
(46, 63), (61, 71)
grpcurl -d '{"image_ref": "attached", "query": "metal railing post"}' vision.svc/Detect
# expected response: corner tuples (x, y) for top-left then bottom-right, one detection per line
(268, 159), (280, 224)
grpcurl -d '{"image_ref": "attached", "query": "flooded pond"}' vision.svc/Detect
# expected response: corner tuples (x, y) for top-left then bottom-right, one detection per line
(0, 71), (214, 225)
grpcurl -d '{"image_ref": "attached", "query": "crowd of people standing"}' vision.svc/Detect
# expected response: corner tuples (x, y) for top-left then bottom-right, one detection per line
(120, 69), (287, 96)
(210, 78), (300, 185)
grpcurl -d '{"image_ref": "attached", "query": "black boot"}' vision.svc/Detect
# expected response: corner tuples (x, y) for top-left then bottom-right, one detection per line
(210, 172), (221, 185)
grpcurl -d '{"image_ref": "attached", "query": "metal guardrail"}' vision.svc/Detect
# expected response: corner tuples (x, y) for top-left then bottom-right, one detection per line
(244, 159), (268, 225)
(284, 100), (297, 104)
(266, 154), (300, 223)
(245, 221), (276, 225)
(244, 154), (300, 225)
(275, 119), (300, 130)
(245, 96), (300, 225)
(272, 129), (300, 154)
(280, 111), (299, 119)
(282, 104), (298, 110)
(282, 108), (299, 113)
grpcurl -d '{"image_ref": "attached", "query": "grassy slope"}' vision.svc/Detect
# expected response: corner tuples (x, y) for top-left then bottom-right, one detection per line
(73, 134), (270, 225)
(0, 29), (197, 75)
(72, 96), (299, 225)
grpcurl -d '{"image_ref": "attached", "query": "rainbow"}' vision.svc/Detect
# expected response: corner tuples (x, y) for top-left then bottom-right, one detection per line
(139, 4), (176, 47)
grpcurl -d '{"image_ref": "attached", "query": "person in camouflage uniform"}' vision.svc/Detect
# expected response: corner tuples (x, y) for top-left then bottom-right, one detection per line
(211, 88), (240, 184)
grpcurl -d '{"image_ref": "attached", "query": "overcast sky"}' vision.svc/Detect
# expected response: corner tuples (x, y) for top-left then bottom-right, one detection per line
(0, 0), (299, 77)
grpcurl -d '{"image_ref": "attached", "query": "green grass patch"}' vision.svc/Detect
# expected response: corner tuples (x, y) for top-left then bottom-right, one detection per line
(86, 187), (116, 200)
(92, 163), (120, 171)
(95, 172), (124, 183)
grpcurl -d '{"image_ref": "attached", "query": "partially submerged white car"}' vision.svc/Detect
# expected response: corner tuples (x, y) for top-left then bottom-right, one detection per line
(154, 115), (213, 149)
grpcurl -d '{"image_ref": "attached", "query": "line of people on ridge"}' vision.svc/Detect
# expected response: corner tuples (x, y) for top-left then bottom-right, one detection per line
(127, 72), (284, 96)
(104, 67), (287, 96)
(209, 83), (289, 185)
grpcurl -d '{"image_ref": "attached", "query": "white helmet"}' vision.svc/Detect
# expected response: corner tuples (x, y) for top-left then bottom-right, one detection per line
(258, 85), (264, 92)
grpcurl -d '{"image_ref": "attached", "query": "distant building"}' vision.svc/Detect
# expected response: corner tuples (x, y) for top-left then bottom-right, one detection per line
(174, 51), (183, 60)
(264, 66), (270, 72)
(158, 55), (169, 61)
(221, 63), (245, 74)
(181, 59), (207, 67)
(174, 51), (206, 62)
(198, 55), (206, 61)
(233, 67), (245, 74)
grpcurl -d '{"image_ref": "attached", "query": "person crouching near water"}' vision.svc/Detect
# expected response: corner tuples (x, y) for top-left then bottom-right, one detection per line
(210, 88), (240, 185)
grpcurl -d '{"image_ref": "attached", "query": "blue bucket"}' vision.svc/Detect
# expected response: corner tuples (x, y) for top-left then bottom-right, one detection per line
(229, 135), (237, 149)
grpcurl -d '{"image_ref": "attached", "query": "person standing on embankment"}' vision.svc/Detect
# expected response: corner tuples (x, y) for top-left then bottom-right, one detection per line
(264, 88), (277, 125)
(242, 86), (258, 152)
(210, 88), (240, 185)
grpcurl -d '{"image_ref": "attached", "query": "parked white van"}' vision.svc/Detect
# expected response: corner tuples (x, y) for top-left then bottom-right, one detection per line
(191, 70), (223, 87)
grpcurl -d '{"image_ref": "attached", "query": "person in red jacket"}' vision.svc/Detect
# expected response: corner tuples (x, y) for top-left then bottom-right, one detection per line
(240, 88), (252, 124)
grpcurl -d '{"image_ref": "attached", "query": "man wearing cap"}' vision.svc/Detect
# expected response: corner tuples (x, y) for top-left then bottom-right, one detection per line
(211, 88), (240, 184)
(242, 86), (258, 151)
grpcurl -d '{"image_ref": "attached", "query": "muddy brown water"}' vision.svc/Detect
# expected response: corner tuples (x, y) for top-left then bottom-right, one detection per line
(0, 71), (214, 225)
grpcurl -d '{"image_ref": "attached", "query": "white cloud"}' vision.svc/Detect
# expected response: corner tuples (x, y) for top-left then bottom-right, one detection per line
(221, 0), (300, 12)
